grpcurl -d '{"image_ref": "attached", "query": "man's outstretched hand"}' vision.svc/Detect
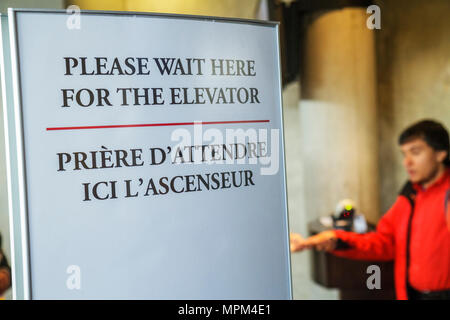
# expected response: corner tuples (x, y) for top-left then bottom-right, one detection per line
(290, 231), (338, 252)
(290, 232), (307, 252)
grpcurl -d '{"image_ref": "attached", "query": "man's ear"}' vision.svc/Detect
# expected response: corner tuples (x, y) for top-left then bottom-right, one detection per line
(436, 150), (448, 163)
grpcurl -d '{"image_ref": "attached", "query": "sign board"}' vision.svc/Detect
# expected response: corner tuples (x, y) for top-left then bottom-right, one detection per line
(1, 9), (291, 299)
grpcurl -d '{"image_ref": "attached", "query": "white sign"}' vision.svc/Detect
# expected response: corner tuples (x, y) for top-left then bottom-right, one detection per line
(2, 9), (291, 299)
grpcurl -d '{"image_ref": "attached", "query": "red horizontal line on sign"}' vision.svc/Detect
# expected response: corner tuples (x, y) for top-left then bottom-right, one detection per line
(46, 120), (270, 131)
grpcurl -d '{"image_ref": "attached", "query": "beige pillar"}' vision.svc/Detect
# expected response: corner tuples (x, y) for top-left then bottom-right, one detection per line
(300, 8), (379, 224)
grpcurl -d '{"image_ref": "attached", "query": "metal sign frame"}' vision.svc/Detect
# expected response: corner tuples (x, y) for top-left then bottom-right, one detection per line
(2, 8), (291, 300)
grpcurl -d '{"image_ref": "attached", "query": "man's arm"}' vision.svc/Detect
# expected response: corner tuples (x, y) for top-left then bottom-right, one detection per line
(446, 189), (450, 232)
(291, 196), (406, 261)
(329, 196), (410, 261)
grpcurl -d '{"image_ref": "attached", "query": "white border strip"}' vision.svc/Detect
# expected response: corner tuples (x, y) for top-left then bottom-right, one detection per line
(0, 13), (16, 300)
(8, 8), (30, 300)
(275, 24), (293, 300)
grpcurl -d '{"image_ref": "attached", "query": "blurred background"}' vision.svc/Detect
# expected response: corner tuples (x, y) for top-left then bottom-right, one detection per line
(0, 0), (449, 299)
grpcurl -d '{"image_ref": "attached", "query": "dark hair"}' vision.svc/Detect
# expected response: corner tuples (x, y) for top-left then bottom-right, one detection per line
(399, 120), (450, 167)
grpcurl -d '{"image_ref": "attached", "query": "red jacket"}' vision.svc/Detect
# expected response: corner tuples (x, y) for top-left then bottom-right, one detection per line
(332, 168), (450, 300)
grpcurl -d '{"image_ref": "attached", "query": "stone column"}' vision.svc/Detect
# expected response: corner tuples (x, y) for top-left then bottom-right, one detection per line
(300, 8), (379, 223)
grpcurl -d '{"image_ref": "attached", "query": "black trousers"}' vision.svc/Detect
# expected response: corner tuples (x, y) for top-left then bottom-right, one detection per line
(407, 284), (450, 300)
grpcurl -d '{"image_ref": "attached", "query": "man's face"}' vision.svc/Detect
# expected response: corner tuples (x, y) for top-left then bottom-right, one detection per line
(400, 137), (446, 184)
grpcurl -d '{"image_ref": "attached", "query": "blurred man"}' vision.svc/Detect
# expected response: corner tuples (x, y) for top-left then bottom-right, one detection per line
(0, 233), (11, 298)
(291, 120), (450, 300)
